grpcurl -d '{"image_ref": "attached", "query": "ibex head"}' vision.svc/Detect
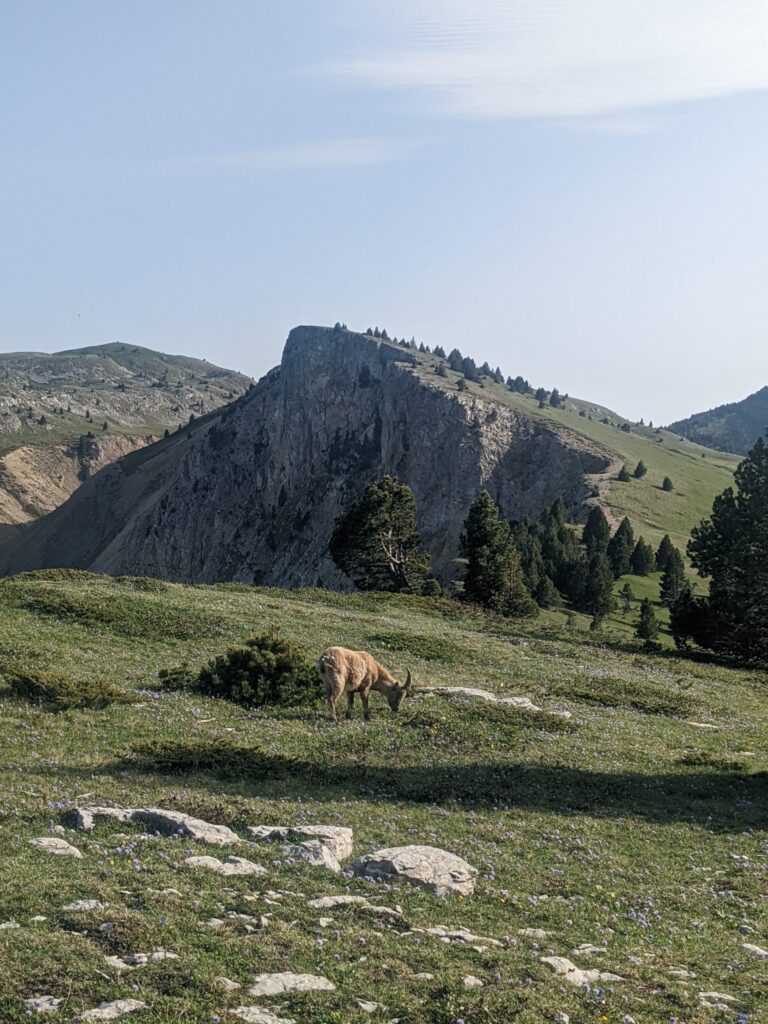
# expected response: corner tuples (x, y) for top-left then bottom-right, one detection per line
(386, 668), (413, 713)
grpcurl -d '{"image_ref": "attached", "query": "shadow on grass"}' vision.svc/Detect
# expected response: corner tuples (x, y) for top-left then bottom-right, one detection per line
(105, 740), (768, 831)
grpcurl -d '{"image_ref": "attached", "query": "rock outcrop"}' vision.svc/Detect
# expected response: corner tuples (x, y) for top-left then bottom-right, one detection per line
(3, 327), (612, 585)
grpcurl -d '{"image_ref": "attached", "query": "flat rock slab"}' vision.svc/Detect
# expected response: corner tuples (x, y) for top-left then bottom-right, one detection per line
(106, 950), (178, 970)
(0, 920), (20, 929)
(23, 995), (63, 1013)
(353, 845), (477, 897)
(419, 686), (571, 719)
(248, 972), (336, 997)
(280, 841), (341, 874)
(29, 837), (83, 858)
(185, 855), (266, 876)
(74, 999), (146, 1021)
(249, 825), (353, 861)
(541, 956), (623, 987)
(742, 943), (768, 957)
(463, 976), (484, 989)
(230, 1010), (296, 1024)
(62, 900), (107, 912)
(519, 928), (552, 940)
(411, 925), (501, 947)
(357, 1000), (386, 1013)
(308, 895), (370, 909)
(75, 806), (239, 846)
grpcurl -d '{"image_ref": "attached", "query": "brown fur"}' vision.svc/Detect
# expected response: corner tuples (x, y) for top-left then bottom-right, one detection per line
(317, 646), (412, 722)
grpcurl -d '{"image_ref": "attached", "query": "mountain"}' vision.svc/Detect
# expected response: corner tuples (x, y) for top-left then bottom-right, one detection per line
(0, 326), (739, 586)
(667, 386), (768, 456)
(0, 343), (252, 523)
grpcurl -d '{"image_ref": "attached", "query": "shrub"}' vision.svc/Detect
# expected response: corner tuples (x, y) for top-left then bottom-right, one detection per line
(157, 664), (196, 691)
(194, 631), (316, 707)
(7, 668), (134, 711)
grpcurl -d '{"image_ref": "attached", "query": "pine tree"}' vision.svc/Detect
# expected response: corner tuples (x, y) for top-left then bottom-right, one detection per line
(447, 348), (464, 372)
(662, 476), (674, 491)
(461, 491), (536, 617)
(329, 477), (430, 593)
(549, 388), (561, 408)
(655, 534), (675, 572)
(433, 345), (446, 359)
(607, 517), (635, 577)
(660, 547), (686, 607)
(534, 387), (548, 404)
(618, 465), (631, 482)
(584, 553), (616, 628)
(436, 362), (447, 377)
(461, 356), (478, 381)
(583, 507), (611, 557)
(630, 537), (656, 576)
(535, 575), (562, 609)
(634, 460), (648, 479)
(636, 598), (659, 642)
(620, 581), (634, 613)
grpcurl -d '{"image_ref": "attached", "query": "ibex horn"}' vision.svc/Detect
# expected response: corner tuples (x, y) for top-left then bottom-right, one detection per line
(404, 668), (413, 691)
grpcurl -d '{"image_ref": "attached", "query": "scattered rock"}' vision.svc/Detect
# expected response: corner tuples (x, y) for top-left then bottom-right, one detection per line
(73, 999), (146, 1021)
(75, 805), (239, 846)
(28, 837), (83, 858)
(410, 925), (501, 947)
(206, 918), (225, 929)
(75, 807), (133, 831)
(30, 916), (47, 923)
(185, 855), (266, 876)
(541, 956), (623, 987)
(308, 895), (370, 909)
(360, 905), (403, 920)
(462, 976), (484, 989)
(742, 943), (768, 958)
(518, 928), (551, 940)
(668, 967), (697, 979)
(357, 1000), (385, 1013)
(216, 977), (242, 993)
(105, 950), (178, 970)
(413, 972), (434, 980)
(572, 943), (607, 955)
(316, 917), (334, 928)
(23, 996), (63, 1014)
(699, 992), (736, 1003)
(280, 841), (341, 874)
(249, 825), (353, 861)
(352, 845), (477, 897)
(0, 920), (21, 929)
(61, 900), (106, 912)
(686, 722), (720, 731)
(554, 1014), (570, 1024)
(230, 1009), (295, 1024)
(247, 973), (336, 997)
(419, 686), (571, 719)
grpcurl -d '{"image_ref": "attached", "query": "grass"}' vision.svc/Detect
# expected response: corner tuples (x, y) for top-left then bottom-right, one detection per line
(0, 574), (766, 1023)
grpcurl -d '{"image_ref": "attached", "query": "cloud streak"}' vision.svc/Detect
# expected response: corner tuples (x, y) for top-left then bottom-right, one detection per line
(328, 0), (768, 119)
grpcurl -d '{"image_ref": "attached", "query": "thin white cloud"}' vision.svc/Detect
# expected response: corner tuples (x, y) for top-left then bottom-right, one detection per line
(201, 137), (406, 171)
(327, 0), (768, 119)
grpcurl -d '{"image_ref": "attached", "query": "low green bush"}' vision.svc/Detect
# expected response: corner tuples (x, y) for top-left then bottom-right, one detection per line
(157, 664), (196, 691)
(194, 631), (316, 707)
(7, 668), (134, 711)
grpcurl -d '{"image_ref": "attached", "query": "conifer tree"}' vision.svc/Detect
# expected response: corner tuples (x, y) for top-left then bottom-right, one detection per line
(583, 506), (611, 557)
(584, 553), (616, 628)
(620, 581), (634, 613)
(662, 476), (674, 491)
(447, 348), (464, 372)
(461, 491), (536, 618)
(636, 598), (659, 642)
(634, 460), (648, 478)
(630, 537), (656, 576)
(433, 345), (446, 358)
(607, 517), (635, 578)
(655, 534), (675, 572)
(618, 465), (631, 482)
(549, 388), (562, 407)
(660, 547), (686, 607)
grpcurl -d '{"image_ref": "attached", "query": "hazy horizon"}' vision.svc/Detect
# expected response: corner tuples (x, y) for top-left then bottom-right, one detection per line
(2, 1), (767, 424)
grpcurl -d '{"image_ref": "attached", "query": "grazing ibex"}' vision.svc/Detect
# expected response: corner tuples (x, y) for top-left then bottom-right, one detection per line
(317, 646), (413, 722)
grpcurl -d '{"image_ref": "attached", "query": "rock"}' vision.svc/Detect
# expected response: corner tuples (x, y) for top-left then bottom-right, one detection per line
(280, 841), (341, 874)
(206, 918), (226, 929)
(216, 977), (242, 993)
(699, 991), (736, 1003)
(308, 895), (370, 909)
(418, 686), (571, 719)
(247, 972), (336, 997)
(105, 950), (178, 970)
(0, 920), (20, 929)
(572, 943), (607, 955)
(74, 1000), (146, 1021)
(410, 925), (501, 947)
(686, 722), (720, 730)
(248, 825), (354, 861)
(75, 806), (239, 846)
(413, 973), (434, 980)
(742, 943), (768, 957)
(185, 855), (265, 876)
(540, 956), (624, 987)
(360, 905), (403, 920)
(23, 996), (64, 1014)
(518, 928), (552, 940)
(554, 1014), (570, 1024)
(316, 917), (334, 928)
(357, 1000), (385, 1014)
(462, 976), (484, 989)
(75, 807), (133, 831)
(352, 845), (477, 897)
(28, 837), (82, 858)
(62, 900), (106, 912)
(668, 967), (697, 978)
(230, 1010), (295, 1024)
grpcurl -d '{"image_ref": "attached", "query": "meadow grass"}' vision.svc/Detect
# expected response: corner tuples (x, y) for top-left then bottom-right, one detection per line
(0, 574), (766, 1023)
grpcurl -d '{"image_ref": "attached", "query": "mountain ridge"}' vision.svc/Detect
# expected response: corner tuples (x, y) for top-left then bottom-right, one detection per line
(667, 385), (768, 456)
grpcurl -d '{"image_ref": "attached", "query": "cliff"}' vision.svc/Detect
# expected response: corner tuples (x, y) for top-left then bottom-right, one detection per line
(2, 327), (614, 586)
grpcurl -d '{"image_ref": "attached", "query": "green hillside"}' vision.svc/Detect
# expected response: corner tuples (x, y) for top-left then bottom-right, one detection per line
(1, 572), (765, 1022)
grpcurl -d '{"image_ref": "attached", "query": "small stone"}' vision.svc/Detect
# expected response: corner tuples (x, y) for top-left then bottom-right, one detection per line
(463, 976), (484, 989)
(0, 920), (21, 929)
(519, 928), (551, 940)
(316, 917), (334, 928)
(308, 895), (370, 909)
(686, 721), (720, 730)
(61, 900), (106, 912)
(23, 996), (63, 1014)
(30, 916), (47, 923)
(248, 825), (353, 861)
(73, 999), (146, 1021)
(106, 950), (178, 970)
(29, 837), (83, 858)
(280, 841), (341, 874)
(229, 1009), (295, 1024)
(352, 845), (477, 897)
(206, 918), (226, 929)
(742, 942), (768, 957)
(215, 977), (242, 993)
(247, 972), (336, 997)
(410, 925), (501, 947)
(357, 1000), (385, 1014)
(554, 1014), (570, 1024)
(185, 855), (266, 876)
(668, 967), (697, 978)
(572, 943), (607, 955)
(413, 973), (434, 980)
(540, 956), (623, 987)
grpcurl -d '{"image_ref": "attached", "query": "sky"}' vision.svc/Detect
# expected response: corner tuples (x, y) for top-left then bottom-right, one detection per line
(1, 1), (767, 424)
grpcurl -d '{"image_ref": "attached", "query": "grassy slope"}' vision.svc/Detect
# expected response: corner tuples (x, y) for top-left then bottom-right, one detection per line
(1, 573), (766, 1023)
(408, 352), (739, 553)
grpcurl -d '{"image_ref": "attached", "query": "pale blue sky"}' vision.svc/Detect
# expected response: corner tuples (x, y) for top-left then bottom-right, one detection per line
(1, 1), (767, 423)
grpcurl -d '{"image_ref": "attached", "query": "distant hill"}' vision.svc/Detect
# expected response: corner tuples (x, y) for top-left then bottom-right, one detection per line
(667, 386), (768, 456)
(0, 343), (251, 524)
(1, 326), (739, 585)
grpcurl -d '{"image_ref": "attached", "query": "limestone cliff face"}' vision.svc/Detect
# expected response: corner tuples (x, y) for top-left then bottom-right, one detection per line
(3, 327), (613, 585)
